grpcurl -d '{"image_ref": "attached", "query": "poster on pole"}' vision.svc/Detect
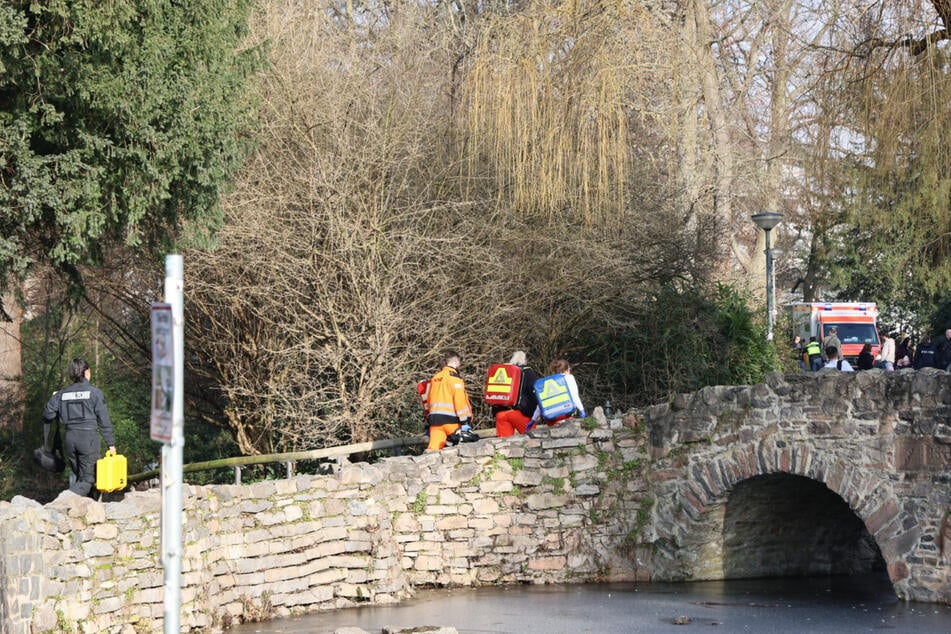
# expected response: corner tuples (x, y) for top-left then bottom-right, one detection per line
(150, 303), (174, 443)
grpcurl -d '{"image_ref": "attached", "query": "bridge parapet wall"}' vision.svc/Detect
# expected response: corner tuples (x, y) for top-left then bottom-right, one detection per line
(644, 369), (951, 603)
(2, 369), (949, 634)
(0, 420), (652, 634)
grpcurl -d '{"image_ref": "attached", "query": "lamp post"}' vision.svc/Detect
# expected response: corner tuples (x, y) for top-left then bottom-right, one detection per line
(751, 212), (783, 341)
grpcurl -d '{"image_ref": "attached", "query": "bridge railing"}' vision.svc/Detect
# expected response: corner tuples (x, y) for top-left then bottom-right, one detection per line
(127, 429), (498, 486)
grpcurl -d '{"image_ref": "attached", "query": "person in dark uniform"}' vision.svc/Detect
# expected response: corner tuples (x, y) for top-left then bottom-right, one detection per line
(43, 358), (117, 497)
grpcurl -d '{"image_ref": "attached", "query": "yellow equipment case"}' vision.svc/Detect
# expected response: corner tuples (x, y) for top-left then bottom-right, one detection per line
(96, 453), (128, 492)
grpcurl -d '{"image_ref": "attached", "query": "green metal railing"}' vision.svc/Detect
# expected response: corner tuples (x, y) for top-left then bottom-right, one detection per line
(127, 429), (497, 486)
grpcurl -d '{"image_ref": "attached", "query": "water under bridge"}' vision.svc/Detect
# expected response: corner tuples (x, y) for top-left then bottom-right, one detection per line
(1, 369), (948, 633)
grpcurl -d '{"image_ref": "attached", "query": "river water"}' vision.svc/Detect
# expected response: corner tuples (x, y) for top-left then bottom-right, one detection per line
(230, 574), (951, 633)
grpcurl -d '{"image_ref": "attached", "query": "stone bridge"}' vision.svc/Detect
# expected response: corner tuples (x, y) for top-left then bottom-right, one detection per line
(1, 370), (949, 633)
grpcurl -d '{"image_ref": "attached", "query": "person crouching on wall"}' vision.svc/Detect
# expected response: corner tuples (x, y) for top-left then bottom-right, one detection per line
(426, 350), (473, 450)
(530, 358), (587, 429)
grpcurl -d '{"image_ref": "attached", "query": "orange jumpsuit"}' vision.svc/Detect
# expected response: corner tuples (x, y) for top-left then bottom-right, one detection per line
(495, 409), (531, 437)
(426, 366), (472, 450)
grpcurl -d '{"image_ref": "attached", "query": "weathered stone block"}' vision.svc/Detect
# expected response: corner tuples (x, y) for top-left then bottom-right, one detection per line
(526, 494), (569, 510)
(436, 515), (468, 530)
(528, 555), (566, 571)
(478, 480), (512, 494)
(543, 438), (586, 450)
(413, 555), (444, 571)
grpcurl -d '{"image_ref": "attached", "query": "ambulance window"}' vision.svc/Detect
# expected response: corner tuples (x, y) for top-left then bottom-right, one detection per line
(827, 324), (879, 345)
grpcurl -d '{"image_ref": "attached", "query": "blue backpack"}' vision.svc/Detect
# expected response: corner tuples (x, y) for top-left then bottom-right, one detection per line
(533, 374), (575, 420)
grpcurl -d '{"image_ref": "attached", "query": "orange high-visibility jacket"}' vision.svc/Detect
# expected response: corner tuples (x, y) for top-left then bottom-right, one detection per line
(426, 366), (472, 426)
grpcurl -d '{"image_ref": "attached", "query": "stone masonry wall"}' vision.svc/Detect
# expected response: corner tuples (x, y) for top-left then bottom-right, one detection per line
(2, 369), (949, 634)
(0, 419), (651, 634)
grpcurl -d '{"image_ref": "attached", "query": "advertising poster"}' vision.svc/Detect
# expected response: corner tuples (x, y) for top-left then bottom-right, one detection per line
(150, 303), (174, 443)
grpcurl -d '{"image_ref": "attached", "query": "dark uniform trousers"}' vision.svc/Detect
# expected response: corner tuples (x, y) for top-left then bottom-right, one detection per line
(65, 428), (101, 496)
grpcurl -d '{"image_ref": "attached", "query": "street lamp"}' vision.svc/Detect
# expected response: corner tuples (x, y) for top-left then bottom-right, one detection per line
(751, 212), (783, 341)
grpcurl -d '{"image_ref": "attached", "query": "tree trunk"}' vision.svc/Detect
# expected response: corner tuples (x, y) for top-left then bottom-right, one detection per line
(0, 291), (24, 431)
(687, 0), (742, 276)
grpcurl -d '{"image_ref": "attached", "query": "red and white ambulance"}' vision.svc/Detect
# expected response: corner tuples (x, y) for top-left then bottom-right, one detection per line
(790, 302), (881, 363)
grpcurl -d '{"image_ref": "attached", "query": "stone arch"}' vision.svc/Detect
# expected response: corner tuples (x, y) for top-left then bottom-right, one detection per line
(651, 439), (916, 596)
(721, 473), (886, 579)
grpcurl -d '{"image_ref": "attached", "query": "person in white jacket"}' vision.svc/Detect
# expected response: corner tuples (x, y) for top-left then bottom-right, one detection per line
(877, 333), (895, 371)
(823, 347), (854, 372)
(530, 359), (587, 428)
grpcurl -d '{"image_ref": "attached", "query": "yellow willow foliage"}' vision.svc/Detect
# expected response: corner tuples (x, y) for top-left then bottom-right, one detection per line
(461, 0), (670, 227)
(848, 45), (951, 296)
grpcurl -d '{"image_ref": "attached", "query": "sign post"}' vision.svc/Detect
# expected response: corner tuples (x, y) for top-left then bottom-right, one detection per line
(151, 255), (184, 634)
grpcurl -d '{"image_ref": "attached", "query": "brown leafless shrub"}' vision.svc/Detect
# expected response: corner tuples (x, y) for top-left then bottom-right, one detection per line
(182, 0), (701, 454)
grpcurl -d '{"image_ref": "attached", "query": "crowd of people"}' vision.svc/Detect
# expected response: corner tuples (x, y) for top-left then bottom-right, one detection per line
(421, 350), (586, 450)
(795, 328), (951, 373)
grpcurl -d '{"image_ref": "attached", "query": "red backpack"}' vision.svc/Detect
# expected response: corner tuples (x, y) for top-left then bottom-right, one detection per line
(483, 363), (522, 407)
(417, 379), (431, 423)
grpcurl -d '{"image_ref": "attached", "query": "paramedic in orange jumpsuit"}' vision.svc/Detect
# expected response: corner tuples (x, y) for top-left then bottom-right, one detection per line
(494, 350), (541, 437)
(426, 350), (473, 450)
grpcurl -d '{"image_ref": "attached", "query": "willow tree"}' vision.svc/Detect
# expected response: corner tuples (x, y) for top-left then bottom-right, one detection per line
(805, 1), (951, 328)
(460, 0), (673, 229)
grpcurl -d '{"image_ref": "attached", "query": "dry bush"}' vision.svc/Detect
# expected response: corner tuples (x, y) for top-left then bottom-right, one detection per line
(182, 0), (703, 454)
(185, 0), (505, 452)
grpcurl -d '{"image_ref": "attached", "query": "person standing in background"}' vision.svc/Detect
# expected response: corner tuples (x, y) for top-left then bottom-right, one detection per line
(824, 327), (842, 361)
(805, 337), (823, 371)
(792, 335), (805, 370)
(895, 335), (913, 369)
(936, 329), (951, 371)
(915, 336), (938, 369)
(876, 332), (895, 371)
(823, 347), (854, 372)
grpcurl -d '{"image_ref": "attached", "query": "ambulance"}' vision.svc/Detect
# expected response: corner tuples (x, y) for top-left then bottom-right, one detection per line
(790, 302), (881, 363)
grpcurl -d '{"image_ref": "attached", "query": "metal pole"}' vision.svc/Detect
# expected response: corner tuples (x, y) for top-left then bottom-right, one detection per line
(765, 229), (775, 342)
(162, 255), (184, 634)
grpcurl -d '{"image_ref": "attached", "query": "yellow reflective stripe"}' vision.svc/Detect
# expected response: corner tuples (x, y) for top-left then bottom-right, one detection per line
(541, 393), (570, 407)
(538, 378), (568, 402)
(489, 367), (513, 385)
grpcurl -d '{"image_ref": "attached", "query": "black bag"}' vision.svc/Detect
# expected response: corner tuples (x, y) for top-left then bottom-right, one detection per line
(33, 420), (66, 473)
(446, 428), (480, 446)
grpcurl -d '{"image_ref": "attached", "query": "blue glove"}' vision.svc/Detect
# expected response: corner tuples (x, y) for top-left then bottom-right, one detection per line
(579, 410), (587, 418)
(460, 424), (471, 432)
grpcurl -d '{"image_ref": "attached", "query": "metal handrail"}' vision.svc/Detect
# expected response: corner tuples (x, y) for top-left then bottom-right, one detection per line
(127, 428), (497, 485)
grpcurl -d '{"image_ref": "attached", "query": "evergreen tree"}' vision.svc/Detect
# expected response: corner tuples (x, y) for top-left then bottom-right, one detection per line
(0, 0), (259, 289)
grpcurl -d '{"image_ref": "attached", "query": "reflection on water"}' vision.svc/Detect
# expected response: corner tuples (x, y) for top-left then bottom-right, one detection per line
(231, 575), (951, 634)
